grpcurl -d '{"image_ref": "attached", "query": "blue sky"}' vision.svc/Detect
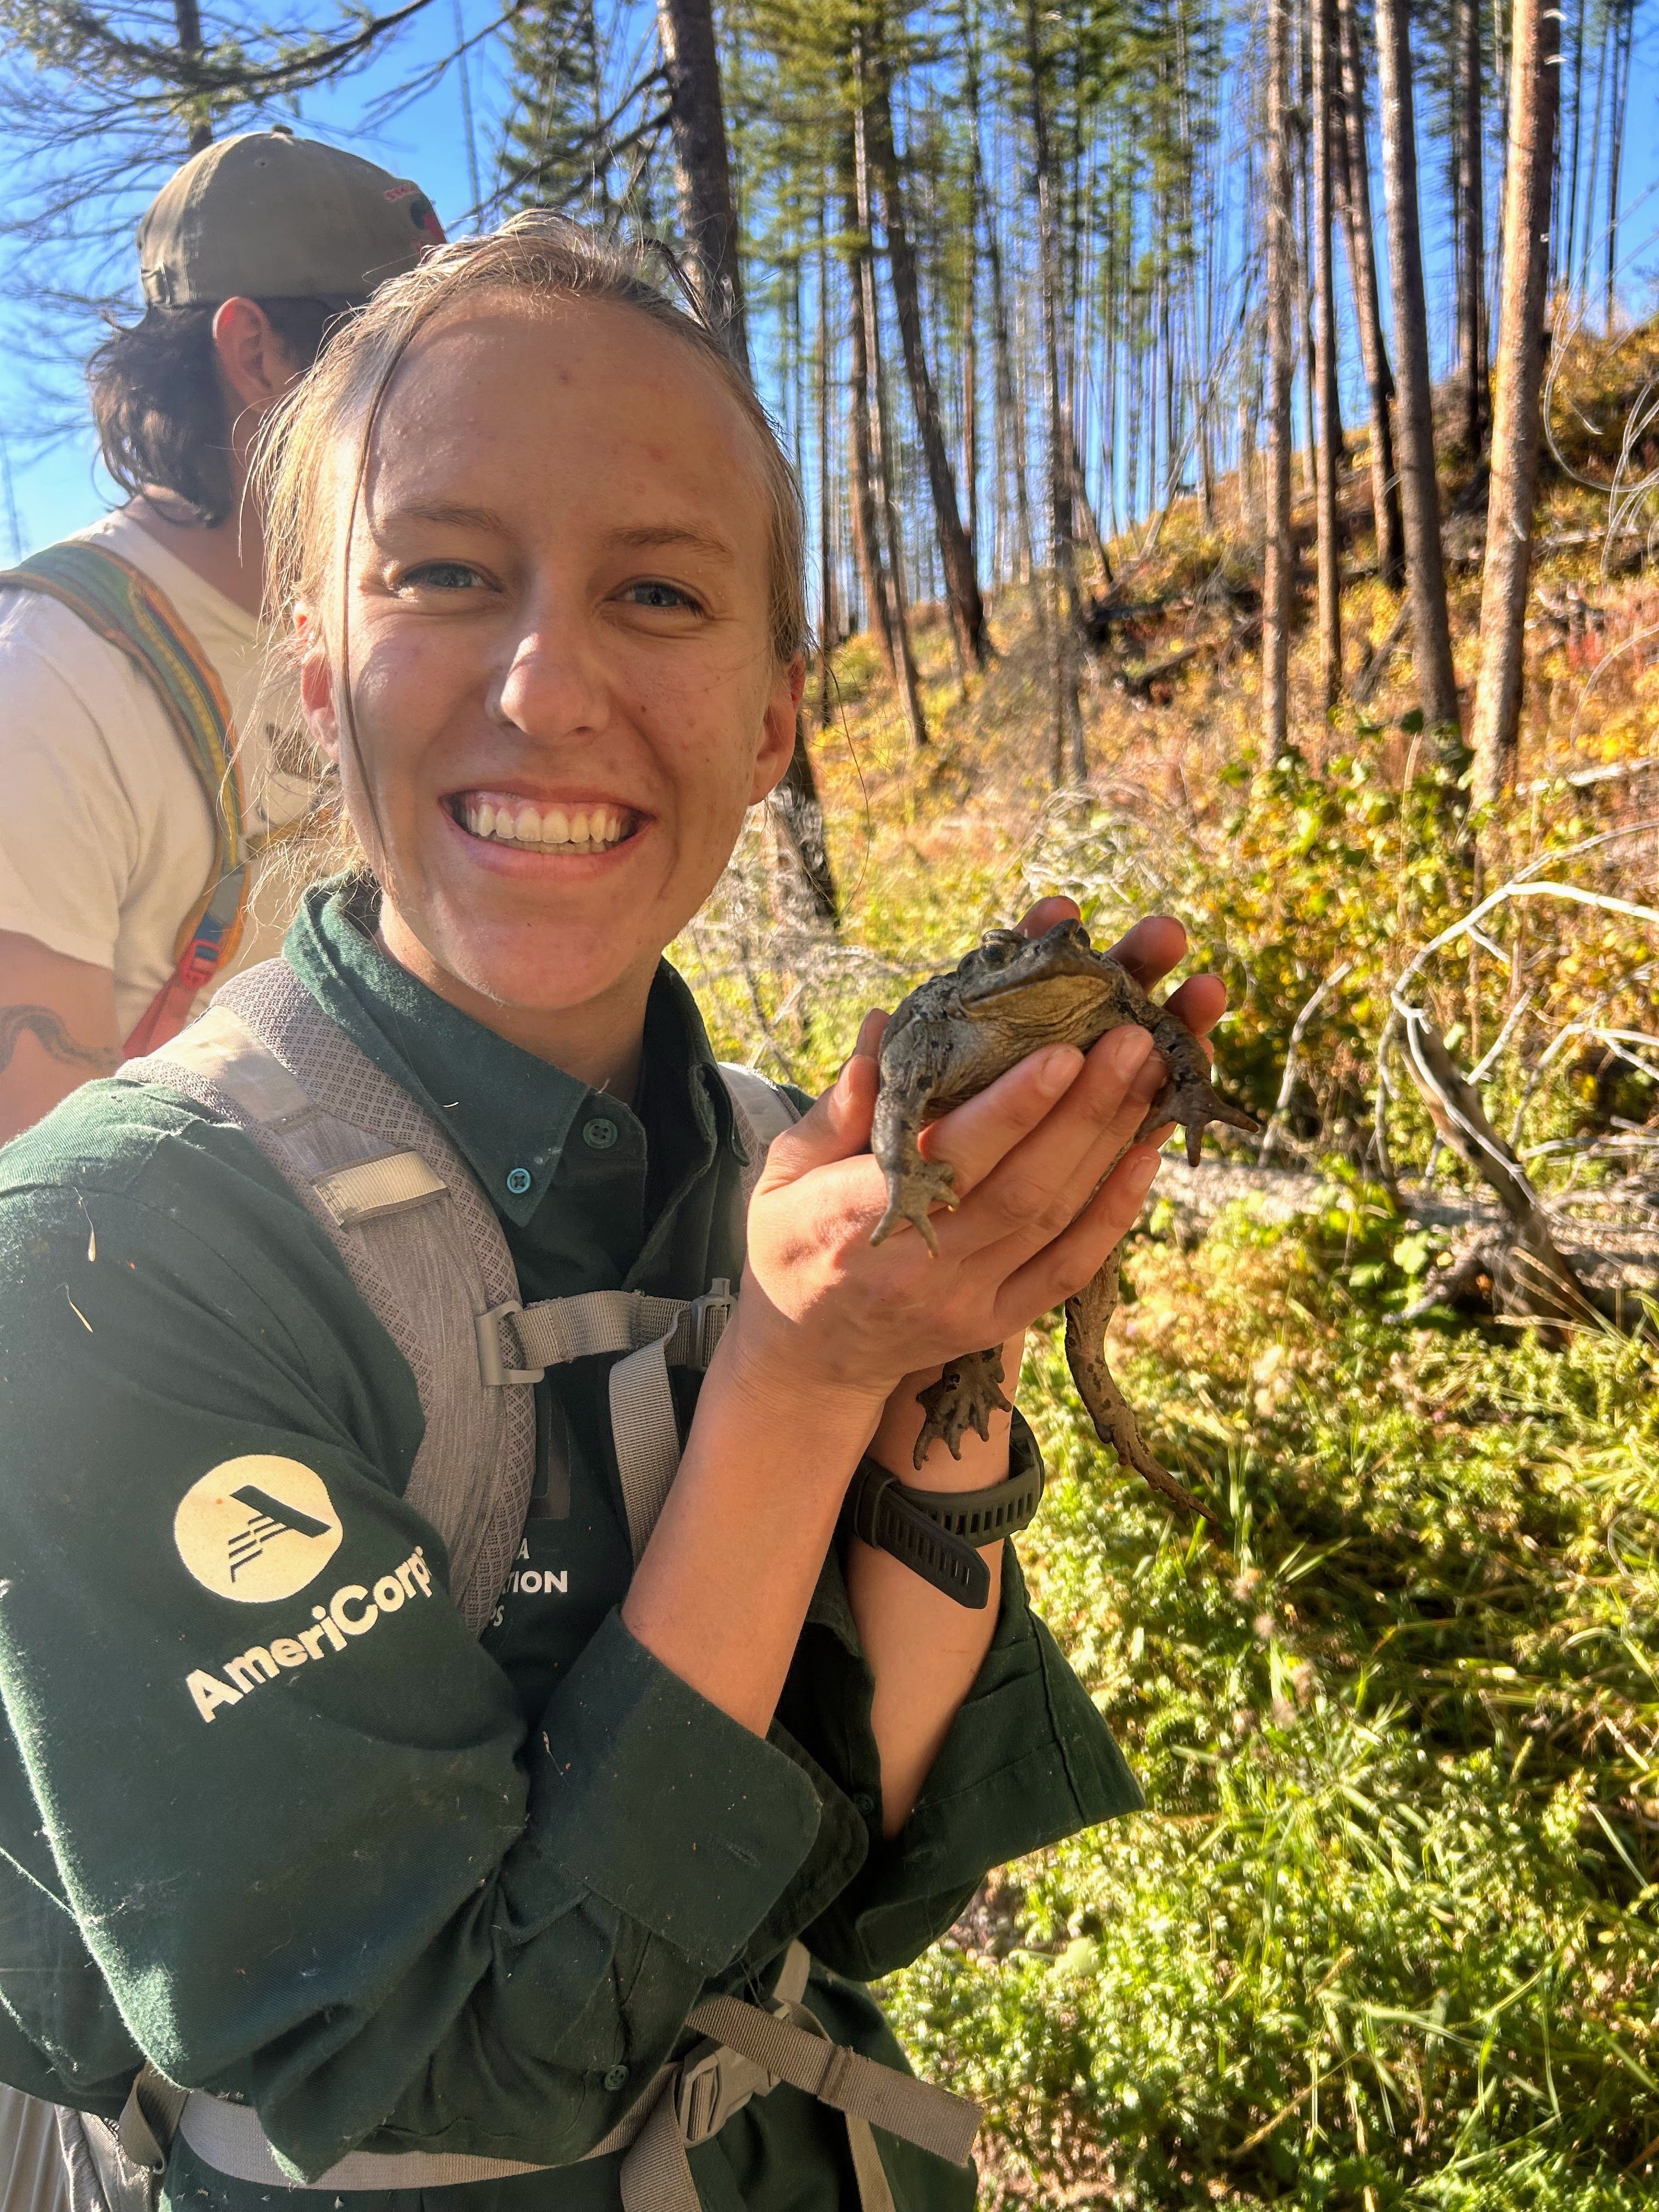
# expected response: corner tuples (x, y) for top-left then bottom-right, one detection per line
(1, 4), (1656, 560)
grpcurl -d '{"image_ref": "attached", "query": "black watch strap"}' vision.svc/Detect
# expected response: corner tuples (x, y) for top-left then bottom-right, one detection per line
(842, 1428), (1046, 1609)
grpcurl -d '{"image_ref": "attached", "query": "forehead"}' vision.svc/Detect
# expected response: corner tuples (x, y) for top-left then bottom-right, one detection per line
(353, 294), (771, 558)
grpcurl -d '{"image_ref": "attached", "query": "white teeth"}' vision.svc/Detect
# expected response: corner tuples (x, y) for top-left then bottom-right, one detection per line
(460, 797), (630, 852)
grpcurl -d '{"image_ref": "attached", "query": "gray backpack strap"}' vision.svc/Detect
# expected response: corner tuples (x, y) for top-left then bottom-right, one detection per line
(169, 1938), (979, 2208)
(486, 1067), (800, 1563)
(718, 1061), (800, 1215)
(0, 2087), (69, 2212)
(123, 960), (533, 1635)
(125, 970), (806, 1600)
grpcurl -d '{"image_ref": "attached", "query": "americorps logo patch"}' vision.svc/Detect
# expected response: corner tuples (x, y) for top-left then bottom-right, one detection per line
(174, 1456), (343, 1602)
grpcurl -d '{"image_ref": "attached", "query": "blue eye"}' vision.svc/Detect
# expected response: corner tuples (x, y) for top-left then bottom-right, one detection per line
(399, 561), (487, 592)
(626, 580), (696, 611)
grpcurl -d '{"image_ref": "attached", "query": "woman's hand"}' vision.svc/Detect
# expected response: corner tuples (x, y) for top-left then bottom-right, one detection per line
(860, 899), (1228, 1483)
(724, 898), (1227, 1442)
(626, 898), (1225, 1748)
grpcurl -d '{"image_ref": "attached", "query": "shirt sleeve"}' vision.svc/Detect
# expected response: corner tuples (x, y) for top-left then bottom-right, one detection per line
(776, 1415), (1142, 1983)
(0, 1093), (821, 2181)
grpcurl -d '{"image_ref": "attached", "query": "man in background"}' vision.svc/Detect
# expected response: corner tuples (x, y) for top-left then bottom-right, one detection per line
(0, 128), (443, 1144)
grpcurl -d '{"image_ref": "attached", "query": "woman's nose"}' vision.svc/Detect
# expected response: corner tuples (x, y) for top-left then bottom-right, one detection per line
(489, 619), (608, 737)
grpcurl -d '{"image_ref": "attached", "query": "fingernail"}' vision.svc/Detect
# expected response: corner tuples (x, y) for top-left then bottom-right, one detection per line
(1037, 1045), (1083, 1096)
(1125, 1146), (1161, 1195)
(1128, 1047), (1169, 1105)
(1109, 1026), (1154, 1084)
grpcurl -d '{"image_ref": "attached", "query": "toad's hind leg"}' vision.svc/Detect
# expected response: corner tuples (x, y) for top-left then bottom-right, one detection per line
(913, 1346), (1012, 1467)
(1064, 1249), (1215, 1522)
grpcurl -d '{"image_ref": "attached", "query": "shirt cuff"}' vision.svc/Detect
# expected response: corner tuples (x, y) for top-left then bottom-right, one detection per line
(529, 1609), (824, 1975)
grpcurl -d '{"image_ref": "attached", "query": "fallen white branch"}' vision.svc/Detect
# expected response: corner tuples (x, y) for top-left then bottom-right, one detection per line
(1259, 961), (1356, 1166)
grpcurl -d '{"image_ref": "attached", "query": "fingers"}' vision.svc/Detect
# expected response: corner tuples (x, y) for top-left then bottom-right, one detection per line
(1160, 971), (1227, 1042)
(1104, 913), (1188, 989)
(929, 1023), (1159, 1262)
(994, 1144), (1161, 1332)
(1014, 895), (1082, 938)
(851, 1006), (889, 1059)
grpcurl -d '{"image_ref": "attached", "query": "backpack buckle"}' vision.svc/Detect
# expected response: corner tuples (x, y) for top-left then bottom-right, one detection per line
(476, 1301), (546, 1387)
(673, 2036), (775, 2146)
(679, 1278), (736, 1369)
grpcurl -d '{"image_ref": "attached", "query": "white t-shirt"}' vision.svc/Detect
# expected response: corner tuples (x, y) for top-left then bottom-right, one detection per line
(0, 507), (314, 1042)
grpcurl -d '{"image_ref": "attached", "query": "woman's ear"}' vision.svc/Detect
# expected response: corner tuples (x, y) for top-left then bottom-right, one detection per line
(749, 654), (808, 805)
(295, 603), (340, 764)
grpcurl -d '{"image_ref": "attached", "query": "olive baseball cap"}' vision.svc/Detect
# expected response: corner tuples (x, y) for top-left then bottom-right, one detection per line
(137, 127), (444, 308)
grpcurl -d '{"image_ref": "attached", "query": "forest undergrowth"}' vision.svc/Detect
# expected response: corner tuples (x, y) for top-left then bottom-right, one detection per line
(675, 327), (1659, 2208)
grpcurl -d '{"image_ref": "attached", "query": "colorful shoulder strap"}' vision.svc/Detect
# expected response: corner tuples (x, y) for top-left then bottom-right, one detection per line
(0, 541), (249, 1056)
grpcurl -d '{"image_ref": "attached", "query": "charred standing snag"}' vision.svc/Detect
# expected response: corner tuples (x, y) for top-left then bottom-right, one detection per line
(870, 919), (1259, 1520)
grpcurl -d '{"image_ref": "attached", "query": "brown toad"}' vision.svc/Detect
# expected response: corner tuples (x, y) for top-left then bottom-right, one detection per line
(871, 918), (1259, 1520)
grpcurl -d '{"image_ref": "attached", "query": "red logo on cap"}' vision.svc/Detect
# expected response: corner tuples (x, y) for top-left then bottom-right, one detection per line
(386, 183), (444, 245)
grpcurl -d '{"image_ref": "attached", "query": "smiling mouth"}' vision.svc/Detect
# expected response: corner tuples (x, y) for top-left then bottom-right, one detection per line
(452, 794), (639, 854)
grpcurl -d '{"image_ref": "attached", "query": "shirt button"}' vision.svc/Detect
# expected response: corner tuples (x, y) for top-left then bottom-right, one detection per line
(584, 1117), (619, 1151)
(505, 1166), (532, 1196)
(602, 2063), (630, 2092)
(852, 1791), (876, 1818)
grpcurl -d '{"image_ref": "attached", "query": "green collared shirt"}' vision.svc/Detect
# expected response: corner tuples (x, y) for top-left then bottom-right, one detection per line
(0, 885), (1141, 2212)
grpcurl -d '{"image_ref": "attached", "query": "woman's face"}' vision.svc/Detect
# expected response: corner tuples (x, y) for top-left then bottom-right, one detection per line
(300, 296), (801, 1031)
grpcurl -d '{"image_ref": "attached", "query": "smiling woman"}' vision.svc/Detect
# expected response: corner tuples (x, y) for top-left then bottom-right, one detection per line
(0, 213), (1220, 2212)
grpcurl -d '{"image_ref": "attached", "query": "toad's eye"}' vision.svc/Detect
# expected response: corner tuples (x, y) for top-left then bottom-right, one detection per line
(624, 579), (698, 612)
(397, 561), (488, 594)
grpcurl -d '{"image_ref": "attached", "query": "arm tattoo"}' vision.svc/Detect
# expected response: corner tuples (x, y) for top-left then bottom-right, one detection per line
(0, 1006), (120, 1078)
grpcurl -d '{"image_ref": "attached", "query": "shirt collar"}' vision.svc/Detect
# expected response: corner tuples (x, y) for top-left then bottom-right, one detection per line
(283, 881), (731, 1228)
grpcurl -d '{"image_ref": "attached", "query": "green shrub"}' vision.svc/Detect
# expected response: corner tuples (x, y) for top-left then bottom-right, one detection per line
(884, 1200), (1659, 2209)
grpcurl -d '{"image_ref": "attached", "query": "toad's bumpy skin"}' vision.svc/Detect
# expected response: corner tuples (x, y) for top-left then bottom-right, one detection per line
(870, 919), (1260, 1520)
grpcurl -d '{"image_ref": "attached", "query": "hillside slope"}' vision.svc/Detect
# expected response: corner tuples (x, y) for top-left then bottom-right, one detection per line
(676, 324), (1659, 2211)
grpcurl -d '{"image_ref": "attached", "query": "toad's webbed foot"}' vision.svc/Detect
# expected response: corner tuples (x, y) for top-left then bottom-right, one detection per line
(1143, 1015), (1262, 1167)
(871, 1156), (957, 1252)
(871, 1081), (957, 1251)
(914, 1346), (1011, 1466)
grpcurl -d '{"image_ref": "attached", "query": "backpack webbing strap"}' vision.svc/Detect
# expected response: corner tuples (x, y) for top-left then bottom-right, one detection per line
(479, 1285), (738, 1562)
(169, 1943), (979, 2208)
(617, 1944), (980, 2212)
(0, 545), (249, 1056)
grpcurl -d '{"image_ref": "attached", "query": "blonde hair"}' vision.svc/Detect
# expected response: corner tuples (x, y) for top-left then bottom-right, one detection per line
(252, 213), (807, 879)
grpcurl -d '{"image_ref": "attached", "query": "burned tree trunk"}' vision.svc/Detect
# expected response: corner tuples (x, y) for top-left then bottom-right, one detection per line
(1470, 0), (1561, 810)
(1335, 0), (1404, 589)
(656, 0), (748, 366)
(862, 29), (988, 672)
(854, 99), (930, 750)
(1025, 0), (1084, 783)
(1312, 0), (1343, 712)
(845, 170), (898, 685)
(1455, 0), (1489, 456)
(1373, 0), (1462, 741)
(1261, 0), (1296, 761)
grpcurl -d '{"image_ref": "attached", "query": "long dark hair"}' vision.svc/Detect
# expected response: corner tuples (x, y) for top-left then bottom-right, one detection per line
(87, 296), (352, 525)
